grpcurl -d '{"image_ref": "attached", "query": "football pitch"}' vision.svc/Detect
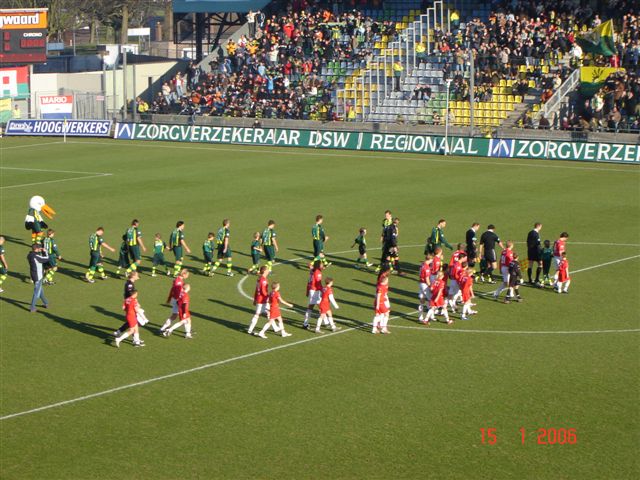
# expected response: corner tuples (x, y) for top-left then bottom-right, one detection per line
(1, 137), (639, 479)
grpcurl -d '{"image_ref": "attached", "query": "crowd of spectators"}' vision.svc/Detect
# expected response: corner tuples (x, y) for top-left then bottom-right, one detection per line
(559, 70), (640, 131)
(143, 1), (404, 120)
(138, 0), (639, 127)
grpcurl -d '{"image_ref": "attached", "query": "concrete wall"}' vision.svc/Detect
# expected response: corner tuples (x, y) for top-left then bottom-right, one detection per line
(28, 61), (182, 119)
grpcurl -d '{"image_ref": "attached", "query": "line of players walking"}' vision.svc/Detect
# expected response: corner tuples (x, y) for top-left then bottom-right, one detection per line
(5, 211), (571, 347)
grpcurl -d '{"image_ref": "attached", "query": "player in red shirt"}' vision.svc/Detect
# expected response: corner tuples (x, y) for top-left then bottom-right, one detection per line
(257, 282), (294, 338)
(460, 267), (478, 320)
(303, 261), (324, 329)
(160, 268), (189, 333)
(163, 284), (193, 338)
(418, 254), (433, 322)
(316, 278), (340, 333)
(450, 243), (466, 265)
(493, 240), (514, 300)
(372, 276), (391, 334)
(429, 247), (443, 284)
(556, 252), (571, 294)
(115, 291), (144, 347)
(552, 232), (569, 286)
(423, 271), (452, 325)
(447, 254), (467, 312)
(248, 266), (273, 335)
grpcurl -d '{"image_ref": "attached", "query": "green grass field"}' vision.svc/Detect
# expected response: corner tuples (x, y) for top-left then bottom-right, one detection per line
(1, 137), (639, 479)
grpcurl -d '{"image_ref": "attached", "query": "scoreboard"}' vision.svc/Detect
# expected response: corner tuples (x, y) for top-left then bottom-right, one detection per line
(0, 8), (48, 64)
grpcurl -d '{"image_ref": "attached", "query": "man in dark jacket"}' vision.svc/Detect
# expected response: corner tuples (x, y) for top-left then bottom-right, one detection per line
(27, 243), (49, 312)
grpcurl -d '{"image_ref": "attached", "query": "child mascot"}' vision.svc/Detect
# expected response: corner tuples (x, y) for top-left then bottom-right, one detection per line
(25, 195), (56, 244)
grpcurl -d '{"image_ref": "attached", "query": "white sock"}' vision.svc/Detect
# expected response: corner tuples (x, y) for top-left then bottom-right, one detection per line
(118, 331), (131, 342)
(462, 304), (469, 316)
(169, 320), (185, 333)
(372, 315), (380, 331)
(161, 319), (172, 330)
(133, 332), (140, 343)
(185, 322), (192, 334)
(248, 315), (259, 333)
(316, 316), (323, 331)
(323, 316), (330, 325)
(381, 316), (388, 328)
(426, 309), (434, 321)
(328, 315), (336, 329)
(304, 309), (311, 324)
(443, 309), (450, 322)
(259, 321), (272, 335)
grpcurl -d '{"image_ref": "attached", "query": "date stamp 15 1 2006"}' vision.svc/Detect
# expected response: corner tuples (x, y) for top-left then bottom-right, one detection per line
(480, 427), (578, 445)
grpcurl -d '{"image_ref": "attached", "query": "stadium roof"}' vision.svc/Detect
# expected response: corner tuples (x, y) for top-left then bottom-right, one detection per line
(173, 0), (270, 14)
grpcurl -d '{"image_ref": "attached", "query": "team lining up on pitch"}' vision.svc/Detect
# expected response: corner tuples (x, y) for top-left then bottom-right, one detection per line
(5, 202), (574, 348)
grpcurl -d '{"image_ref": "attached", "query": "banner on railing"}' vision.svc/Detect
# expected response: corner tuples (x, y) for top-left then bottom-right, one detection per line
(113, 123), (640, 164)
(5, 119), (112, 136)
(39, 94), (73, 119)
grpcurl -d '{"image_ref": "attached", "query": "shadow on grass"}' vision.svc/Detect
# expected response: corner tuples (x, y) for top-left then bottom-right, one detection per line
(0, 295), (32, 312)
(191, 306), (247, 332)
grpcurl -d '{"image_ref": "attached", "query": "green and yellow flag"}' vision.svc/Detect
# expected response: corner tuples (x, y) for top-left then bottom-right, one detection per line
(579, 66), (625, 96)
(576, 20), (616, 57)
(0, 98), (11, 122)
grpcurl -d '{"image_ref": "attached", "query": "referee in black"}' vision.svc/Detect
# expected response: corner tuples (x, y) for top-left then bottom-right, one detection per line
(526, 222), (543, 285)
(479, 224), (503, 283)
(465, 222), (480, 268)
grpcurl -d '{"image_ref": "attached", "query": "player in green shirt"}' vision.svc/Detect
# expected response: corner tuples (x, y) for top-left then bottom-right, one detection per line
(0, 236), (8, 293)
(85, 227), (115, 283)
(247, 231), (262, 274)
(202, 232), (215, 276)
(261, 220), (279, 271)
(351, 227), (373, 268)
(43, 229), (63, 284)
(169, 221), (191, 277)
(541, 239), (554, 286)
(425, 219), (453, 254)
(311, 214), (331, 267)
(152, 233), (169, 276)
(211, 219), (234, 276)
(115, 234), (129, 277)
(125, 219), (147, 275)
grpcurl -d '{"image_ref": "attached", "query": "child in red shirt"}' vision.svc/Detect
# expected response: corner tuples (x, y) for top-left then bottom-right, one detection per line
(163, 284), (193, 338)
(115, 291), (144, 347)
(373, 276), (391, 334)
(424, 271), (452, 325)
(556, 252), (571, 294)
(460, 267), (478, 320)
(316, 278), (340, 333)
(248, 266), (272, 335)
(257, 282), (294, 338)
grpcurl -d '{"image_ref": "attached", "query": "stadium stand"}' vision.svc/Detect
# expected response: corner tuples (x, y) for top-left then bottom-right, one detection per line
(150, 0), (639, 130)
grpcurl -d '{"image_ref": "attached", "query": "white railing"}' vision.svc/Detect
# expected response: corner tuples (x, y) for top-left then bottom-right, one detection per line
(336, 2), (448, 122)
(536, 68), (580, 123)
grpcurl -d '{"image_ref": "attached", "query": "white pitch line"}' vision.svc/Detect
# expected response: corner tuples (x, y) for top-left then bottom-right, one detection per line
(0, 166), (112, 175)
(67, 140), (639, 174)
(0, 328), (353, 421)
(2, 248), (638, 421)
(0, 173), (113, 190)
(391, 324), (640, 334)
(570, 254), (640, 274)
(0, 307), (411, 422)
(0, 141), (64, 150)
